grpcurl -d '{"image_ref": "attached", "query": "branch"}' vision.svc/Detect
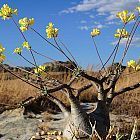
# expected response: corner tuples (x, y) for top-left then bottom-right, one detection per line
(47, 84), (68, 93)
(80, 72), (106, 100)
(45, 93), (70, 117)
(76, 83), (93, 99)
(67, 75), (78, 86)
(106, 82), (140, 105)
(0, 64), (41, 90)
(81, 72), (101, 85)
(114, 82), (140, 97)
(106, 65), (125, 93)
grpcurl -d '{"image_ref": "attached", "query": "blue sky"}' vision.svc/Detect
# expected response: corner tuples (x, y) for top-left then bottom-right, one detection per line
(0, 0), (139, 69)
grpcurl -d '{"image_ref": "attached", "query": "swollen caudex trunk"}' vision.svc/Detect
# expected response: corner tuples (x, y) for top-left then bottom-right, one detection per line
(46, 91), (110, 139)
(62, 95), (110, 139)
(89, 100), (110, 139)
(63, 90), (93, 140)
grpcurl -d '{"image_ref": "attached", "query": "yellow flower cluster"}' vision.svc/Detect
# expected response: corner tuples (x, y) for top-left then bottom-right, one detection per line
(0, 4), (17, 20)
(19, 17), (34, 32)
(127, 60), (140, 71)
(0, 44), (5, 53)
(46, 22), (59, 38)
(91, 28), (100, 37)
(136, 6), (140, 13)
(0, 44), (6, 63)
(114, 29), (129, 38)
(116, 10), (135, 24)
(34, 65), (46, 74)
(14, 47), (22, 55)
(22, 41), (31, 50)
(14, 41), (31, 54)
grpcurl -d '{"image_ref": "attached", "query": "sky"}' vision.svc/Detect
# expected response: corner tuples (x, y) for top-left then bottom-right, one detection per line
(0, 0), (140, 69)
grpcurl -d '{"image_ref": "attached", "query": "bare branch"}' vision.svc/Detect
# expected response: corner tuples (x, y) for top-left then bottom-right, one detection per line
(47, 84), (68, 93)
(76, 83), (93, 98)
(67, 75), (78, 86)
(81, 72), (101, 85)
(0, 64), (41, 90)
(45, 93), (70, 117)
(106, 82), (140, 105)
(114, 82), (140, 97)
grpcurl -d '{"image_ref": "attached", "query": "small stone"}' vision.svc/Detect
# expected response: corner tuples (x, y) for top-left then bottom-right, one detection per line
(40, 130), (45, 135)
(34, 135), (42, 139)
(57, 136), (62, 140)
(58, 131), (62, 135)
(47, 131), (51, 135)
(30, 136), (36, 140)
(36, 132), (40, 136)
(45, 138), (51, 140)
(53, 131), (58, 135)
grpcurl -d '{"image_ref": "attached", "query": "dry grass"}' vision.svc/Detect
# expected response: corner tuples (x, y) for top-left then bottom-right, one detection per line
(0, 72), (38, 105)
(111, 68), (140, 117)
(0, 68), (140, 138)
(0, 68), (140, 117)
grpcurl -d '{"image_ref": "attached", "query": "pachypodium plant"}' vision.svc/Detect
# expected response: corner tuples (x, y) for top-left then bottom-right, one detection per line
(0, 3), (140, 140)
(0, 44), (6, 63)
(19, 17), (34, 32)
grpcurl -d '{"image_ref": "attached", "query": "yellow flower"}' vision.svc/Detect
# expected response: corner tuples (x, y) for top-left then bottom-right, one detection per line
(127, 60), (137, 69)
(0, 54), (6, 63)
(34, 65), (46, 74)
(136, 65), (140, 71)
(127, 60), (140, 71)
(0, 4), (17, 20)
(46, 22), (59, 38)
(22, 41), (31, 50)
(136, 6), (140, 13)
(114, 29), (129, 38)
(91, 28), (100, 37)
(34, 68), (39, 74)
(0, 44), (5, 53)
(39, 65), (46, 71)
(19, 26), (27, 32)
(14, 47), (22, 54)
(19, 17), (34, 32)
(116, 10), (135, 24)
(28, 18), (34, 25)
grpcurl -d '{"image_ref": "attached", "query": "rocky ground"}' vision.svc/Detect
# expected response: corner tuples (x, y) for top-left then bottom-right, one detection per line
(0, 103), (138, 140)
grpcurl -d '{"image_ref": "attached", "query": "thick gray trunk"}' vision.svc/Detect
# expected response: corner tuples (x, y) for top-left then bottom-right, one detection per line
(46, 91), (110, 139)
(63, 90), (93, 140)
(89, 101), (110, 139)
(46, 93), (70, 118)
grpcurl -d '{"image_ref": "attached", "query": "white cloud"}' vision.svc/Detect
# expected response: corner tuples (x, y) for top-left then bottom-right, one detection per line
(93, 21), (107, 28)
(80, 20), (87, 24)
(106, 21), (121, 25)
(96, 24), (105, 29)
(79, 22), (106, 31)
(94, 21), (100, 25)
(89, 15), (94, 18)
(97, 12), (106, 16)
(112, 36), (140, 47)
(60, 0), (139, 21)
(79, 25), (89, 30)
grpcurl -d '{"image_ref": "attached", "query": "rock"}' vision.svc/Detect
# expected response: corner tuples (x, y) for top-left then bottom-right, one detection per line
(52, 130), (58, 135)
(30, 136), (36, 140)
(0, 108), (40, 140)
(40, 130), (45, 136)
(57, 136), (62, 140)
(58, 131), (62, 135)
(35, 135), (42, 139)
(38, 119), (44, 122)
(35, 132), (40, 136)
